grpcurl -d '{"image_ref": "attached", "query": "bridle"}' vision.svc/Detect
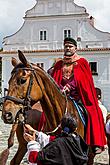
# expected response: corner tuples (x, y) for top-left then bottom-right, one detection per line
(4, 66), (35, 123)
(5, 69), (34, 106)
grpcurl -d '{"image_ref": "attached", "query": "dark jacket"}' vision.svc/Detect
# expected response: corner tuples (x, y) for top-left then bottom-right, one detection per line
(38, 133), (88, 165)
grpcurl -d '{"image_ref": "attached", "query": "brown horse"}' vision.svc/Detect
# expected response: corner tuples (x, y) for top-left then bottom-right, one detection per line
(2, 50), (94, 165)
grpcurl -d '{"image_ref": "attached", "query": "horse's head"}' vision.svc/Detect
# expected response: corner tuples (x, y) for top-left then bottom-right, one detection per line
(2, 50), (43, 124)
(2, 50), (69, 132)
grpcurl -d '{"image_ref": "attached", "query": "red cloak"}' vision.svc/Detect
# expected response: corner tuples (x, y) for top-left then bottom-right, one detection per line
(52, 58), (106, 146)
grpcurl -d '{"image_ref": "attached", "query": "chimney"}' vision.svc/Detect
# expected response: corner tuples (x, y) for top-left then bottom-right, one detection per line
(89, 16), (94, 26)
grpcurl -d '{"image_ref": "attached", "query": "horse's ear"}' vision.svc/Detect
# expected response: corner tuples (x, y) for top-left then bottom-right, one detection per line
(18, 50), (29, 67)
(11, 57), (18, 67)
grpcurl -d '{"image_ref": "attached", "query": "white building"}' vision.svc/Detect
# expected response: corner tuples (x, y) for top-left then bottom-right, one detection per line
(0, 0), (110, 110)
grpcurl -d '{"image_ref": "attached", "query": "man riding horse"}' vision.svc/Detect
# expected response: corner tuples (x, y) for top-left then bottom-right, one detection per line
(48, 37), (106, 154)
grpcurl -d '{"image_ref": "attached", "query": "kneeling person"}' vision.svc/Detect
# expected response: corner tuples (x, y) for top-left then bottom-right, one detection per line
(24, 113), (89, 165)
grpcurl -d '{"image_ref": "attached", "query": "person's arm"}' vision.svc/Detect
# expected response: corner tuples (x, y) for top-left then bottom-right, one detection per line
(37, 131), (55, 148)
(47, 67), (54, 76)
(24, 124), (55, 147)
(24, 125), (55, 164)
(106, 119), (110, 134)
(27, 140), (41, 165)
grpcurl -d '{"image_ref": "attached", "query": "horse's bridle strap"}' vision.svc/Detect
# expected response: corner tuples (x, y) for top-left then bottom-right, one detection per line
(5, 65), (34, 107)
(5, 95), (25, 105)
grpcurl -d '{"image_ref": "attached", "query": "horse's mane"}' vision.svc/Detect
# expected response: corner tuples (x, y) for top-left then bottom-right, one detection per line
(30, 63), (68, 129)
(31, 63), (65, 98)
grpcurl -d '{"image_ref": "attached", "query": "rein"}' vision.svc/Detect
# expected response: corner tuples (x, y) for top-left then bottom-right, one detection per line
(46, 91), (68, 134)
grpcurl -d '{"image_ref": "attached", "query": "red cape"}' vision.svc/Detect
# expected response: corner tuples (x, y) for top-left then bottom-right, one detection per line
(52, 58), (106, 146)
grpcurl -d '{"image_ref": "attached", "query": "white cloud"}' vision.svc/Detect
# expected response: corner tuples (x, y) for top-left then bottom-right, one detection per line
(0, 0), (35, 47)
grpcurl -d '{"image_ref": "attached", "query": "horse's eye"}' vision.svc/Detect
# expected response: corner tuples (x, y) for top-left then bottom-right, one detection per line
(21, 79), (26, 84)
(17, 78), (26, 85)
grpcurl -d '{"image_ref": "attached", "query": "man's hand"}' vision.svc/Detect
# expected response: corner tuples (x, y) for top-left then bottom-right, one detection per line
(23, 124), (36, 142)
(24, 124), (36, 133)
(62, 84), (71, 94)
(24, 132), (36, 142)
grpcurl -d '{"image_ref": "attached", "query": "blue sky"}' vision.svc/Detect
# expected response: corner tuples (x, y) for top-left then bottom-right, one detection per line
(0, 0), (110, 48)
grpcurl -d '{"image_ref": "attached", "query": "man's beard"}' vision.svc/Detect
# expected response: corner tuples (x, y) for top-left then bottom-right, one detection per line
(65, 51), (73, 56)
(63, 56), (73, 64)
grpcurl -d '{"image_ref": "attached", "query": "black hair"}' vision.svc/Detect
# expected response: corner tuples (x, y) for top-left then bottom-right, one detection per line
(61, 113), (77, 134)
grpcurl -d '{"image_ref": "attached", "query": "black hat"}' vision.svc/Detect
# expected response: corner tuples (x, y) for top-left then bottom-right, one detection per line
(64, 37), (77, 47)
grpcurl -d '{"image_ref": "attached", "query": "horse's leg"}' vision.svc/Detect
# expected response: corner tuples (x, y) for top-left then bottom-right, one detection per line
(10, 143), (27, 165)
(87, 147), (95, 165)
(8, 123), (18, 148)
(10, 107), (42, 165)
(10, 124), (27, 165)
(0, 123), (18, 165)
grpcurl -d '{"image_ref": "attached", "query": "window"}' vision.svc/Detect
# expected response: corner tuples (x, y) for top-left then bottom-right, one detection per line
(40, 31), (47, 40)
(89, 62), (98, 75)
(77, 37), (81, 42)
(64, 29), (71, 38)
(36, 63), (44, 69)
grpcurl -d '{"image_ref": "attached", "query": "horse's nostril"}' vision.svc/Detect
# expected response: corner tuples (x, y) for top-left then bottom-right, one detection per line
(4, 112), (13, 121)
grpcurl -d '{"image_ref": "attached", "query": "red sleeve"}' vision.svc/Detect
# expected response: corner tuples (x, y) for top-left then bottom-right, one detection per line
(29, 151), (38, 163)
(29, 151), (42, 165)
(49, 135), (56, 142)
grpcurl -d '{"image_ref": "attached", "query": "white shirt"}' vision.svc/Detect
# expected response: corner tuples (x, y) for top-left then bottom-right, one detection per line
(98, 100), (107, 123)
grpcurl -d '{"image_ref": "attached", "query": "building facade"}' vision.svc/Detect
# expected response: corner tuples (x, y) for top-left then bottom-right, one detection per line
(0, 0), (110, 110)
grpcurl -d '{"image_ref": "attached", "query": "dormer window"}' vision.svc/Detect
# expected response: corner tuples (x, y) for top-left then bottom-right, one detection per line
(64, 29), (71, 38)
(40, 30), (47, 40)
